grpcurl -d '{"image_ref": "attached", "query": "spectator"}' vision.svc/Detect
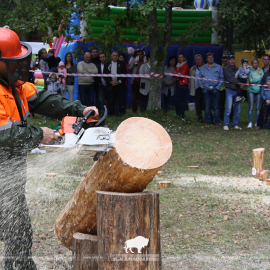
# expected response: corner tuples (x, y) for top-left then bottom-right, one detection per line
(46, 72), (60, 95)
(38, 48), (49, 89)
(163, 56), (177, 113)
(64, 52), (77, 102)
(139, 53), (151, 112)
(96, 52), (107, 115)
(256, 54), (270, 130)
(103, 51), (127, 116)
(58, 61), (67, 96)
(56, 56), (61, 67)
(261, 76), (270, 129)
(127, 47), (136, 66)
(199, 53), (223, 126)
(119, 53), (129, 72)
(247, 58), (264, 128)
(47, 49), (57, 72)
(173, 53), (189, 120)
(77, 52), (98, 106)
(129, 49), (145, 113)
(189, 54), (204, 122)
(223, 55), (245, 130)
(91, 47), (101, 66)
(28, 57), (36, 83)
(234, 58), (249, 102)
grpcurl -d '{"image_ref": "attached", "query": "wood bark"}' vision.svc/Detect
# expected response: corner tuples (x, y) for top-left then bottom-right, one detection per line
(96, 191), (161, 270)
(72, 233), (98, 270)
(252, 148), (265, 178)
(55, 117), (172, 249)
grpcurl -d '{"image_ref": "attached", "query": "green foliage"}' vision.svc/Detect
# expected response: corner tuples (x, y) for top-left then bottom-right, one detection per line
(219, 0), (270, 56)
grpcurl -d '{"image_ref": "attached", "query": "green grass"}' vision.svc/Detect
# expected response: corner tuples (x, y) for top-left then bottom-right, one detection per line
(28, 101), (270, 177)
(19, 101), (270, 269)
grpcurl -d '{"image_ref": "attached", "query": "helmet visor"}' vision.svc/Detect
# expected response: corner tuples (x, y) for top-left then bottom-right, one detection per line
(1, 42), (32, 88)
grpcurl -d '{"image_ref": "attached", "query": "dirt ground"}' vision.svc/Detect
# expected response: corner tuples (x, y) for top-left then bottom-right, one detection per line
(1, 149), (270, 269)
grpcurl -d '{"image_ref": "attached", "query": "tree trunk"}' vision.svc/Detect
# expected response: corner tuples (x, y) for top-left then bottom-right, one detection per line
(147, 4), (172, 110)
(55, 117), (172, 249)
(96, 191), (161, 270)
(72, 233), (98, 270)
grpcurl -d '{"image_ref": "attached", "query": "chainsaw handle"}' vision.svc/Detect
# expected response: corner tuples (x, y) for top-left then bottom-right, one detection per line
(73, 109), (95, 135)
(95, 105), (107, 127)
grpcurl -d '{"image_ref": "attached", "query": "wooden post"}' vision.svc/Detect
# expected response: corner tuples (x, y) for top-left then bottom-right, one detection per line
(96, 191), (161, 270)
(55, 117), (172, 249)
(252, 148), (265, 177)
(72, 233), (98, 270)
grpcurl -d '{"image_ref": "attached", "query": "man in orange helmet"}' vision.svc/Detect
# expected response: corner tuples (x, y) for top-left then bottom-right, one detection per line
(0, 28), (98, 269)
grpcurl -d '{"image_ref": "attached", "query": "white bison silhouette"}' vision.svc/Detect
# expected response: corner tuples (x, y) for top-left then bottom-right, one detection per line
(124, 236), (149, 253)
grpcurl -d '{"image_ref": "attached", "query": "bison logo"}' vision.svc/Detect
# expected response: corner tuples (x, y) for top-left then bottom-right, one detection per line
(124, 236), (149, 253)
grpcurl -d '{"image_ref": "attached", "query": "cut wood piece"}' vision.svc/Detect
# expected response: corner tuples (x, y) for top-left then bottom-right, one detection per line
(265, 180), (270, 186)
(156, 171), (163, 176)
(72, 233), (98, 270)
(188, 166), (199, 169)
(96, 191), (161, 270)
(157, 181), (171, 187)
(55, 117), (172, 249)
(252, 148), (265, 177)
(45, 173), (57, 177)
(258, 170), (270, 181)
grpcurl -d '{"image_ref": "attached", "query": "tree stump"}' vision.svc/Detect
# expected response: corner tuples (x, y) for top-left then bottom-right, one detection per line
(252, 148), (265, 177)
(72, 233), (98, 270)
(96, 191), (161, 270)
(55, 117), (172, 249)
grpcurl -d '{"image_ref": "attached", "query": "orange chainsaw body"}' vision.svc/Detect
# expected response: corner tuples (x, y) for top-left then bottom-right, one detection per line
(58, 116), (98, 136)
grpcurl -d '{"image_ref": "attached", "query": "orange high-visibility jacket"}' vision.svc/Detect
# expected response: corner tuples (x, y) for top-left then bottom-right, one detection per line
(0, 82), (37, 130)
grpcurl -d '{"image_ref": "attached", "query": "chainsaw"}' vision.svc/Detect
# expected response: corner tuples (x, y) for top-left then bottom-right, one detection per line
(40, 106), (115, 160)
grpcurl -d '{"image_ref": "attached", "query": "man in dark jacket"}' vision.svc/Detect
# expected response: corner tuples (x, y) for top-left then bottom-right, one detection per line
(223, 55), (245, 130)
(103, 51), (127, 116)
(0, 28), (98, 270)
(96, 52), (107, 115)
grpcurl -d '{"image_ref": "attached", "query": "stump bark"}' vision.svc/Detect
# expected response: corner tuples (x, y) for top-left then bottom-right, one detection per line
(252, 148), (265, 177)
(55, 117), (172, 249)
(96, 191), (161, 270)
(72, 233), (98, 270)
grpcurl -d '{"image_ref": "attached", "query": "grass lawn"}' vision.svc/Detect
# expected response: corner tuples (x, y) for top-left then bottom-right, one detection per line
(5, 100), (269, 269)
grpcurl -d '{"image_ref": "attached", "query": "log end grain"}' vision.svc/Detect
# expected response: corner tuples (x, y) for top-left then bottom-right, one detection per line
(114, 117), (172, 170)
(259, 170), (270, 181)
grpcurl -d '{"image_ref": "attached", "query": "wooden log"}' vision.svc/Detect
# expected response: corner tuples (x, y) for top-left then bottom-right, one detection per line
(252, 148), (265, 177)
(157, 181), (172, 187)
(55, 117), (172, 249)
(96, 191), (161, 270)
(258, 170), (270, 181)
(72, 233), (98, 270)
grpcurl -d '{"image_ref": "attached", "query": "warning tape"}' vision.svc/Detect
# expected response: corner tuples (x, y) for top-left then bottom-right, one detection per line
(31, 70), (269, 87)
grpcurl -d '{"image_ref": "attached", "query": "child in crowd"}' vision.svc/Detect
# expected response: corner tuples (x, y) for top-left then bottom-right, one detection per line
(46, 72), (60, 95)
(57, 61), (67, 90)
(235, 58), (250, 102)
(261, 76), (270, 129)
(47, 49), (57, 72)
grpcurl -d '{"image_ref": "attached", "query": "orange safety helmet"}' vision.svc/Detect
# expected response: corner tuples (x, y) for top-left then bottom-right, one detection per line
(0, 28), (32, 87)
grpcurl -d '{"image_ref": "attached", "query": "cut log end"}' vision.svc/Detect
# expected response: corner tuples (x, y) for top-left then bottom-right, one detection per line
(114, 117), (172, 170)
(259, 170), (270, 181)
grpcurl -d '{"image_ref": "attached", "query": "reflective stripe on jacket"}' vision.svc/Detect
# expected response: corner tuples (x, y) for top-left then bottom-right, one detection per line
(0, 82), (37, 130)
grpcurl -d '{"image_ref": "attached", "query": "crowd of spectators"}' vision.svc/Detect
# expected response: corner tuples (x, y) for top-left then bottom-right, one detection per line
(35, 47), (270, 129)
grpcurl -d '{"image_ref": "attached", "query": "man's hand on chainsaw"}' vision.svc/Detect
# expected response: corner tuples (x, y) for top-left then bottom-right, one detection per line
(83, 106), (99, 120)
(40, 127), (60, 144)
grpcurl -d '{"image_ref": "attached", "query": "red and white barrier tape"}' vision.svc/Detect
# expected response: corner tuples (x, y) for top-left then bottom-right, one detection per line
(31, 70), (269, 87)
